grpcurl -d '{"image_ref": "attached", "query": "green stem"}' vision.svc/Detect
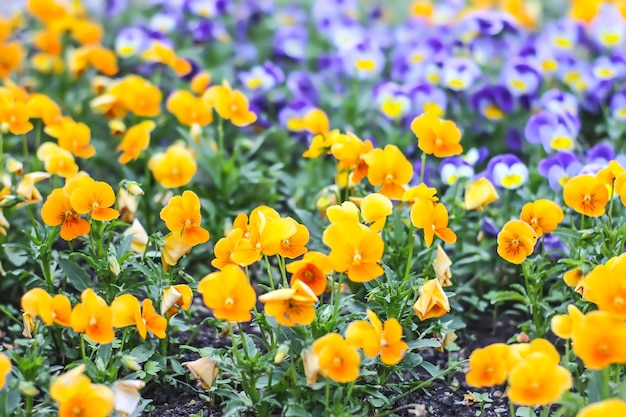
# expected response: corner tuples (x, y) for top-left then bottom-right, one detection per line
(217, 116), (224, 156)
(25, 395), (33, 414)
(276, 255), (288, 287)
(403, 223), (415, 283)
(603, 366), (611, 399)
(580, 214), (586, 231)
(325, 379), (331, 414)
(541, 405), (551, 417)
(263, 255), (275, 290)
(419, 152), (426, 184)
(332, 273), (345, 323)
(509, 401), (515, 417)
(81, 334), (87, 364)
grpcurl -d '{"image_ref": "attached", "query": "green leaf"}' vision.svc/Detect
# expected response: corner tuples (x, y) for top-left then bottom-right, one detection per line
(144, 360), (162, 375)
(129, 344), (155, 363)
(58, 258), (92, 291)
(488, 291), (526, 304)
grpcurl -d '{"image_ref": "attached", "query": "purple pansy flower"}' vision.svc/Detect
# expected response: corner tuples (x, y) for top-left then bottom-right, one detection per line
(592, 55), (626, 82)
(537, 152), (583, 190)
(185, 0), (226, 17)
(114, 27), (150, 58)
(502, 59), (542, 98)
(441, 57), (481, 91)
(524, 110), (580, 153)
(342, 42), (385, 80)
(239, 61), (285, 93)
(274, 27), (308, 61)
(287, 71), (318, 104)
(470, 85), (515, 121)
(278, 100), (312, 131)
(439, 157), (474, 186)
(374, 82), (412, 120)
(410, 83), (447, 117)
(590, 4), (625, 49)
(505, 128), (523, 153)
(486, 154), (529, 190)
(538, 89), (578, 115)
(480, 217), (500, 238)
(535, 234), (567, 258)
(610, 87), (626, 120)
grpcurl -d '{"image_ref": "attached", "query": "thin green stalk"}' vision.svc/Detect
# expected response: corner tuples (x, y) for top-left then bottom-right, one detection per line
(0, 305), (21, 325)
(509, 401), (515, 417)
(276, 255), (288, 287)
(580, 214), (586, 231)
(263, 255), (275, 290)
(325, 379), (331, 414)
(541, 405), (551, 417)
(332, 273), (345, 323)
(25, 395), (33, 415)
(419, 152), (426, 184)
(403, 223), (415, 283)
(217, 116), (224, 156)
(603, 366), (611, 399)
(608, 180), (616, 228)
(81, 334), (87, 364)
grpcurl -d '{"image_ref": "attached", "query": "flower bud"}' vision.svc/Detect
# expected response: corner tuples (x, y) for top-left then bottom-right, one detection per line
(119, 180), (144, 196)
(108, 254), (121, 276)
(274, 344), (289, 364)
(18, 381), (39, 397)
(121, 355), (142, 372)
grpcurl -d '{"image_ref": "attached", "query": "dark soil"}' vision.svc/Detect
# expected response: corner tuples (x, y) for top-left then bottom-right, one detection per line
(144, 310), (521, 417)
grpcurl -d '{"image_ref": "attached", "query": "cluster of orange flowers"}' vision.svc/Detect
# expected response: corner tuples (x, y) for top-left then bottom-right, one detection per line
(466, 338), (572, 407)
(50, 365), (114, 417)
(301, 308), (410, 384)
(497, 198), (564, 264)
(26, 0), (118, 77)
(20, 282), (192, 344)
(41, 174), (118, 240)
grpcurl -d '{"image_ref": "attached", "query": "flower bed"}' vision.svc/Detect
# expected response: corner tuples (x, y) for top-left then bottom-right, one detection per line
(1, 0), (626, 416)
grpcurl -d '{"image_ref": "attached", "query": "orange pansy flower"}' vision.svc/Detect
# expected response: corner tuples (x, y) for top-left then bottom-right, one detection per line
(411, 112), (463, 157)
(465, 343), (510, 388)
(231, 208), (297, 266)
(323, 222), (384, 283)
(50, 365), (115, 417)
(359, 192), (393, 232)
(211, 228), (244, 270)
(571, 310), (626, 370)
(464, 177), (499, 211)
(70, 289), (115, 344)
(345, 309), (409, 365)
(119, 75), (161, 117)
(111, 294), (167, 339)
(71, 19), (103, 45)
(197, 265), (257, 322)
(577, 399), (626, 417)
(302, 108), (330, 135)
(580, 254), (626, 318)
(363, 145), (414, 199)
(410, 200), (456, 247)
(46, 120), (95, 158)
(117, 120), (155, 164)
(563, 175), (609, 217)
(551, 304), (583, 340)
(41, 188), (90, 240)
(506, 352), (572, 407)
(278, 219), (309, 259)
(36, 142), (79, 178)
(161, 284), (193, 317)
(166, 90), (213, 127)
(520, 199), (564, 237)
(21, 288), (72, 327)
(413, 278), (450, 320)
(312, 333), (360, 383)
(287, 251), (333, 296)
(0, 42), (23, 79)
(202, 80), (257, 126)
(160, 190), (210, 247)
(0, 101), (33, 135)
(496, 219), (537, 264)
(259, 280), (319, 327)
(70, 180), (119, 221)
(0, 353), (10, 390)
(190, 71), (211, 95)
(26, 93), (62, 126)
(148, 143), (197, 188)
